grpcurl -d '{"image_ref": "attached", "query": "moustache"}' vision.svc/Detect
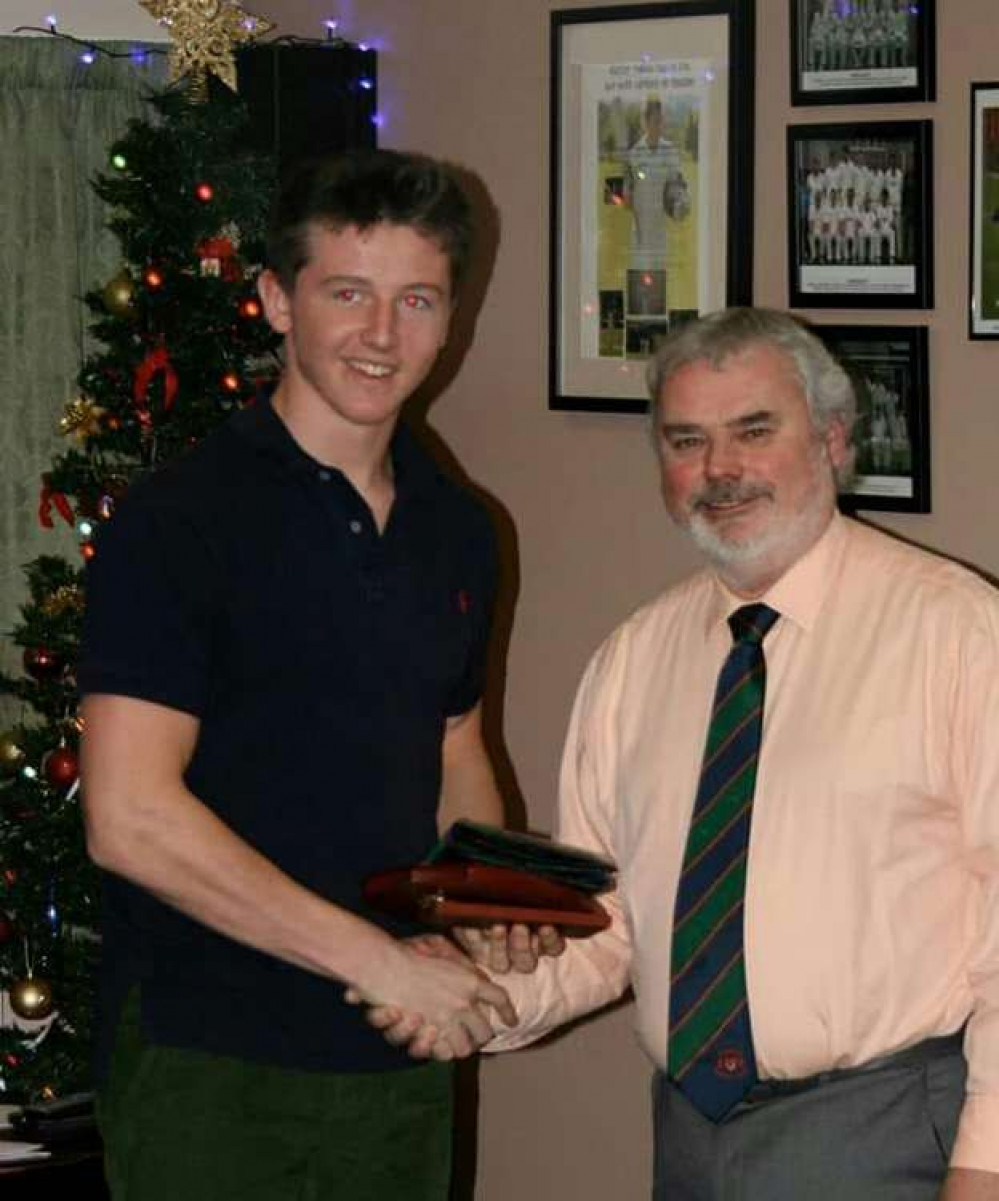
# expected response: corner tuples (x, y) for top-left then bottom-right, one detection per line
(692, 482), (775, 510)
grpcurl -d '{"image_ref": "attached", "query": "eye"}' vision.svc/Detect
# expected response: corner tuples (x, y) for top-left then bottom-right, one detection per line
(665, 434), (703, 453)
(401, 293), (433, 311)
(741, 424), (773, 441)
(332, 287), (362, 305)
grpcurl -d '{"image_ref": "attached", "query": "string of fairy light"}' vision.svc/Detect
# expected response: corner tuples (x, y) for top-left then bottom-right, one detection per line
(12, 13), (383, 128)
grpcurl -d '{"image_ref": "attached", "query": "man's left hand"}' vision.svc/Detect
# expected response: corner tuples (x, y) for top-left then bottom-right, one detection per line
(453, 922), (566, 974)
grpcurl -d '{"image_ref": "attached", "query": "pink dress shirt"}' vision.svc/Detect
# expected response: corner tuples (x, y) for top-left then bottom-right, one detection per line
(488, 514), (999, 1172)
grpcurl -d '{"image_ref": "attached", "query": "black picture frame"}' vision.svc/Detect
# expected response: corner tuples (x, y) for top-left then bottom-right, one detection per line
(787, 120), (933, 310)
(789, 0), (935, 107)
(969, 82), (999, 340)
(815, 323), (931, 514)
(549, 0), (755, 414)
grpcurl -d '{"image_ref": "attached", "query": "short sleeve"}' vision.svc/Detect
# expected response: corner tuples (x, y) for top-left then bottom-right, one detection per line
(77, 487), (221, 717)
(444, 502), (499, 718)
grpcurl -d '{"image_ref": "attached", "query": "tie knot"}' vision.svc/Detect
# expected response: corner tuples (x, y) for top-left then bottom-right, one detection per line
(728, 603), (780, 646)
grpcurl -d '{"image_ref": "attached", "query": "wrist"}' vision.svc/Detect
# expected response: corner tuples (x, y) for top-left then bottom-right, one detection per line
(337, 922), (404, 1000)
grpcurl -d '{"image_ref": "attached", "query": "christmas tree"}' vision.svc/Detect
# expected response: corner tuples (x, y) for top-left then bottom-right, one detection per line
(0, 79), (279, 1101)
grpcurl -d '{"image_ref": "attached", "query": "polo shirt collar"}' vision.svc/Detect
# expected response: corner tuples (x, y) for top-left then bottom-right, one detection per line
(229, 395), (441, 498)
(704, 510), (848, 638)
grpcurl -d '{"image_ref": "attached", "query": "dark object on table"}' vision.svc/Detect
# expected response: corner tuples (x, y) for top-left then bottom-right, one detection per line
(11, 1091), (99, 1148)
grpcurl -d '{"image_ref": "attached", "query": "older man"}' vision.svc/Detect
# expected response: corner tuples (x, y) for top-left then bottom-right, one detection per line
(369, 308), (999, 1200)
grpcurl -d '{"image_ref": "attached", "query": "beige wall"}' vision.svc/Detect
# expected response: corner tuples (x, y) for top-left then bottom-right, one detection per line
(250, 1), (999, 1197)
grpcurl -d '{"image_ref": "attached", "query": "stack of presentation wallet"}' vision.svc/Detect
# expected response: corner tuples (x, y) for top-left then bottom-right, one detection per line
(363, 820), (617, 938)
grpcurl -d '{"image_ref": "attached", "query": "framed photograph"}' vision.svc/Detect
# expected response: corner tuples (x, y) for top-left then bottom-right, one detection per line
(549, 1), (756, 414)
(787, 120), (933, 309)
(969, 83), (999, 339)
(790, 0), (935, 107)
(815, 324), (930, 513)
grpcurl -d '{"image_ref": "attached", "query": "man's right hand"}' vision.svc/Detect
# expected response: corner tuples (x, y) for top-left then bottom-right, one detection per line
(346, 937), (516, 1059)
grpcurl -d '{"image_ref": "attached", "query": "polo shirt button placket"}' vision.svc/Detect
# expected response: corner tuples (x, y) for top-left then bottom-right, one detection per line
(349, 519), (363, 535)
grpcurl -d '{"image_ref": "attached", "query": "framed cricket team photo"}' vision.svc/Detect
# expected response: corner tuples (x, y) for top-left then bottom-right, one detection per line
(787, 120), (933, 310)
(815, 323), (930, 513)
(789, 0), (935, 107)
(548, 0), (755, 413)
(969, 83), (999, 339)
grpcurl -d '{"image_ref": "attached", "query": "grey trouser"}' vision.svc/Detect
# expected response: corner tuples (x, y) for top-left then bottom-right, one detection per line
(652, 1033), (965, 1200)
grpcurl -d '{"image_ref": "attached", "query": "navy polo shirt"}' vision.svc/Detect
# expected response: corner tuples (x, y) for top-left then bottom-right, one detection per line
(78, 398), (498, 1076)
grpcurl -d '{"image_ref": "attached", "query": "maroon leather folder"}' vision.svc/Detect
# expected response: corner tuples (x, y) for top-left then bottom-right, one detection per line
(363, 862), (611, 939)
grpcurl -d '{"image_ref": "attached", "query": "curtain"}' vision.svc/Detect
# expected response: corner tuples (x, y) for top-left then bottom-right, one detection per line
(0, 36), (167, 713)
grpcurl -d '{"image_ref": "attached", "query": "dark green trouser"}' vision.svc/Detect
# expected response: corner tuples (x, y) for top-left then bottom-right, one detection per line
(97, 993), (454, 1201)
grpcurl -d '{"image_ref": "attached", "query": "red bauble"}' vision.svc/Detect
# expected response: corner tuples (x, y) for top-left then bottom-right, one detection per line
(44, 746), (79, 791)
(22, 647), (65, 681)
(0, 913), (14, 944)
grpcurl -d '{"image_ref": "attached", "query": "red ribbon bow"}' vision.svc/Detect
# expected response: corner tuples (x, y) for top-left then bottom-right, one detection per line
(133, 346), (179, 422)
(38, 480), (74, 529)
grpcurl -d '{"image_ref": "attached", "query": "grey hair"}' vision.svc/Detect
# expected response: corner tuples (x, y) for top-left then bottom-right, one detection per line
(647, 308), (857, 479)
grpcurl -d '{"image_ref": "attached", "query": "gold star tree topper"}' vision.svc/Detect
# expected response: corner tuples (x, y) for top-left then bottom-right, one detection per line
(140, 0), (275, 95)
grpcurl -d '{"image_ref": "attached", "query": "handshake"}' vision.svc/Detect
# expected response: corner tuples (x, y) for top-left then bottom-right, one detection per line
(345, 923), (566, 1060)
(346, 821), (615, 1059)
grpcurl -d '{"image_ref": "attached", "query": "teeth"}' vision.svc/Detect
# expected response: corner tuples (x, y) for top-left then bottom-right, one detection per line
(350, 360), (393, 378)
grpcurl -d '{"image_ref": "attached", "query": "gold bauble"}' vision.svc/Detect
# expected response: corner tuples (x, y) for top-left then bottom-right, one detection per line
(102, 270), (136, 319)
(9, 976), (55, 1022)
(0, 731), (25, 774)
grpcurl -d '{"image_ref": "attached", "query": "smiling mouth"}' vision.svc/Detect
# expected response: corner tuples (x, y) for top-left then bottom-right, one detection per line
(694, 489), (772, 519)
(347, 359), (395, 379)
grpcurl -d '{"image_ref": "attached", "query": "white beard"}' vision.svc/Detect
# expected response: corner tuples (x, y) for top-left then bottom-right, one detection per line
(680, 444), (837, 594)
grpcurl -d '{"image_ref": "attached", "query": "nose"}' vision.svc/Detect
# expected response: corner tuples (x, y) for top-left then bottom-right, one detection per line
(361, 297), (398, 349)
(703, 436), (742, 480)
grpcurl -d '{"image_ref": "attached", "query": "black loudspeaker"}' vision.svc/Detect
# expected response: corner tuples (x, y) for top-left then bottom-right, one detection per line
(235, 43), (377, 179)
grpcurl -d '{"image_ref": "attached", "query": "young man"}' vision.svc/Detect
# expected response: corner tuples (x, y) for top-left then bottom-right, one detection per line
(370, 309), (999, 1201)
(78, 149), (515, 1201)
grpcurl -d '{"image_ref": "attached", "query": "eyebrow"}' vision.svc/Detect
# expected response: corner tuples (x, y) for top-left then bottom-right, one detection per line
(319, 273), (447, 296)
(660, 409), (779, 436)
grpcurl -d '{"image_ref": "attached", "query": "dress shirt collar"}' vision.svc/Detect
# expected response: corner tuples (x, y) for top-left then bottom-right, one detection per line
(704, 511), (849, 639)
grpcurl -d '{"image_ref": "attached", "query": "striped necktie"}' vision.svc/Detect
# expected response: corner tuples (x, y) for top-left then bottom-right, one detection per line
(667, 602), (780, 1120)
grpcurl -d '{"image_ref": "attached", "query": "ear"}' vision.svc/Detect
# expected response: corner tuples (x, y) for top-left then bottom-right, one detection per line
(257, 269), (293, 336)
(822, 415), (850, 474)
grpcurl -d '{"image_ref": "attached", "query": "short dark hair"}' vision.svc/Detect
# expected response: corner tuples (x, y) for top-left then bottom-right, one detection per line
(265, 149), (474, 296)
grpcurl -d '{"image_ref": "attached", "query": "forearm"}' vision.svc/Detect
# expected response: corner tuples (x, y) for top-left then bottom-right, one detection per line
(484, 891), (632, 1051)
(940, 1169), (999, 1200)
(437, 702), (504, 832)
(85, 774), (393, 991)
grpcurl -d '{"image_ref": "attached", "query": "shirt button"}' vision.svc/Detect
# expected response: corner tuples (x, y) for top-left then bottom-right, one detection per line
(349, 519), (363, 535)
(318, 469), (331, 482)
